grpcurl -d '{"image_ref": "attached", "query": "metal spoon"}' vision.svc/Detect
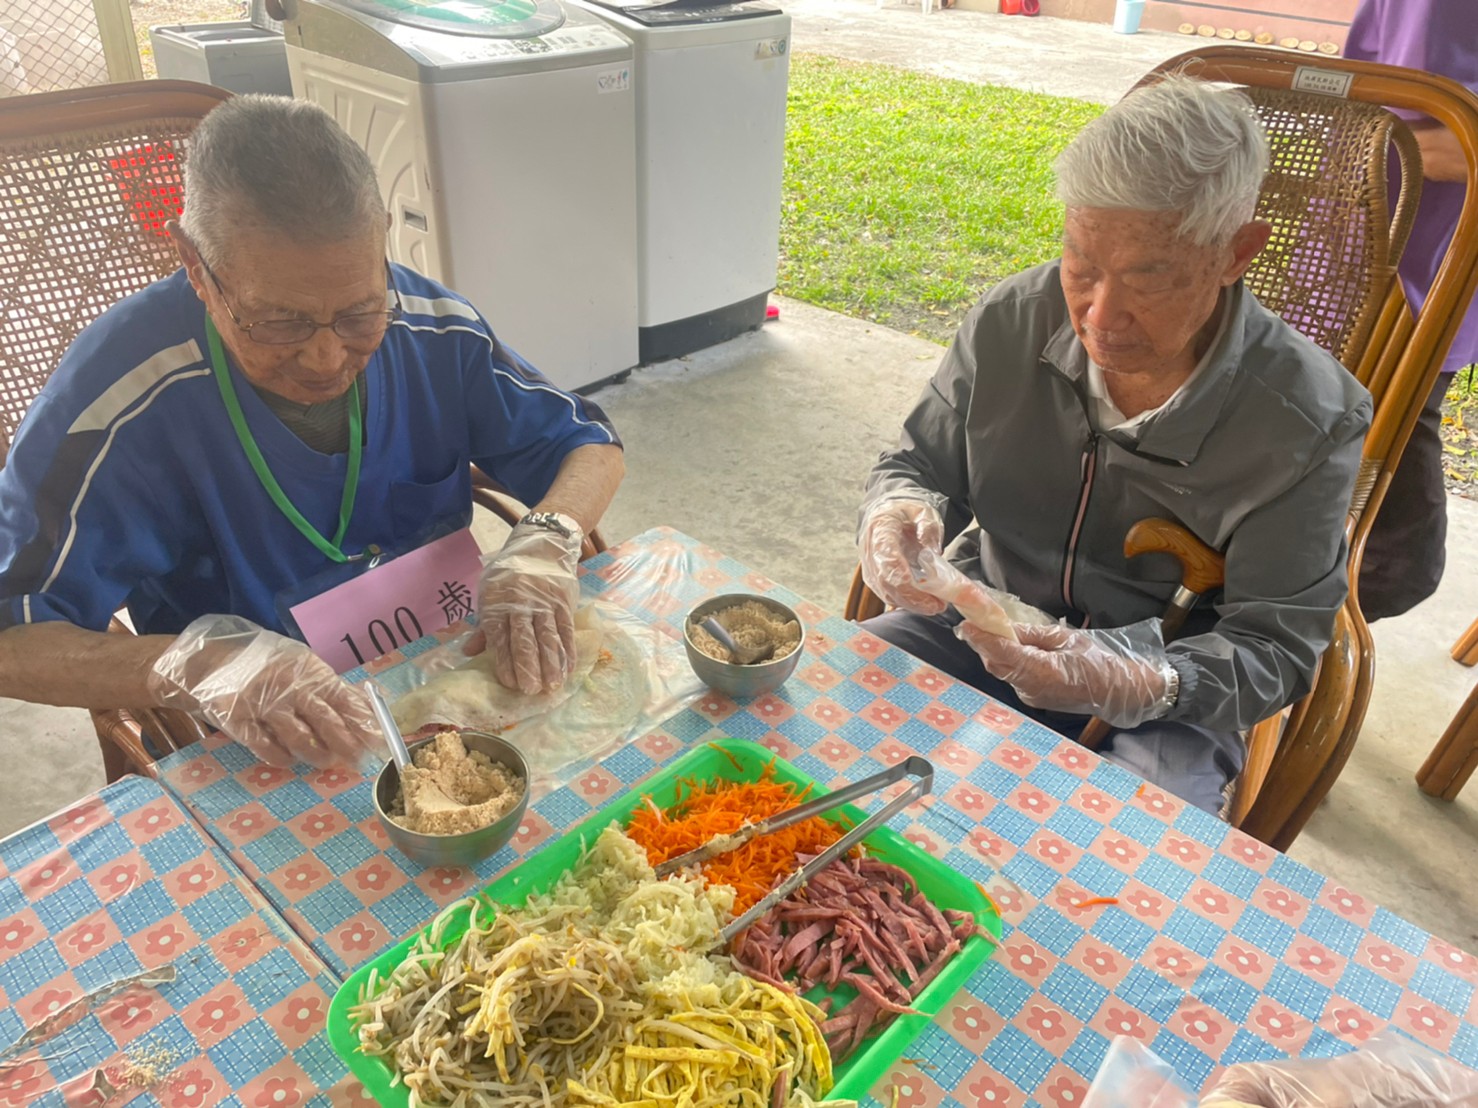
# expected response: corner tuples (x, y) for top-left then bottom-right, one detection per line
(365, 681), (412, 772)
(701, 616), (775, 665)
(365, 682), (463, 818)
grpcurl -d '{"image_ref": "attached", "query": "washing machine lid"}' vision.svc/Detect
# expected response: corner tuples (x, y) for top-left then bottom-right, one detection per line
(329, 0), (566, 38)
(578, 0), (776, 26)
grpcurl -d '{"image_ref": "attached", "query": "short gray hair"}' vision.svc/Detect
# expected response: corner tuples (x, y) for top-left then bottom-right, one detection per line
(180, 95), (384, 265)
(1054, 74), (1269, 247)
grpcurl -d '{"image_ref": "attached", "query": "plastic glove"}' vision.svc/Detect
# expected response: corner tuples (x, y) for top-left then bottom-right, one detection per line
(147, 615), (383, 770)
(958, 617), (1174, 729)
(1200, 1031), (1478, 1107)
(473, 521), (582, 695)
(858, 497), (947, 615)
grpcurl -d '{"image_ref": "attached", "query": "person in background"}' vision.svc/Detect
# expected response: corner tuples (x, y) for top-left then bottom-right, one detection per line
(1343, 0), (1478, 620)
(856, 77), (1371, 816)
(0, 96), (624, 770)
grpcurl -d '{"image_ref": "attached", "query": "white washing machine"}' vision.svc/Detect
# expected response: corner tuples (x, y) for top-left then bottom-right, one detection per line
(282, 0), (640, 391)
(567, 0), (789, 364)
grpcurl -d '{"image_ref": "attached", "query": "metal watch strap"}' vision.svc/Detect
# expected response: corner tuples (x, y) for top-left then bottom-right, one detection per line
(518, 511), (581, 540)
(1159, 660), (1181, 718)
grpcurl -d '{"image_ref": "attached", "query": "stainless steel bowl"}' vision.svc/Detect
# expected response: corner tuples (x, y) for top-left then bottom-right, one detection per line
(684, 595), (805, 698)
(373, 730), (530, 867)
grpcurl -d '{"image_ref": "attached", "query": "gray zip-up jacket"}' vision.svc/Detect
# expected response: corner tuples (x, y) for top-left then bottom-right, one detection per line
(862, 261), (1372, 733)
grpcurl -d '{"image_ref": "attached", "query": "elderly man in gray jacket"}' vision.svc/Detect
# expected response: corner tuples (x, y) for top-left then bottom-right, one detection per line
(858, 76), (1372, 815)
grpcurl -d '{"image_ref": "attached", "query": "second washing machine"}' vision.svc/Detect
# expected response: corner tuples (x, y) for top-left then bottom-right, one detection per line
(568, 0), (791, 364)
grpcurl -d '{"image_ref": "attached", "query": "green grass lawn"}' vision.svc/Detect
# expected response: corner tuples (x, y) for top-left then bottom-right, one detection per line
(778, 54), (1102, 345)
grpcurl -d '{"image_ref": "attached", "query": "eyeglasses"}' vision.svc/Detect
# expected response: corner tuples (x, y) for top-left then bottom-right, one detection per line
(201, 258), (404, 346)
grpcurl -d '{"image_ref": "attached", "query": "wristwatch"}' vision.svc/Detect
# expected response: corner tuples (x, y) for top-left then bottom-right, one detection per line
(1156, 660), (1182, 719)
(519, 511), (582, 541)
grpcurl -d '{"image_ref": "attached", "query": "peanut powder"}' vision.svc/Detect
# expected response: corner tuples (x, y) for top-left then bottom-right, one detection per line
(391, 730), (524, 836)
(689, 601), (802, 665)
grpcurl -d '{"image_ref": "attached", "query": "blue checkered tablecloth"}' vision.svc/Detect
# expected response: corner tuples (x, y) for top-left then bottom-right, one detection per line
(19, 528), (1477, 1107)
(0, 776), (371, 1107)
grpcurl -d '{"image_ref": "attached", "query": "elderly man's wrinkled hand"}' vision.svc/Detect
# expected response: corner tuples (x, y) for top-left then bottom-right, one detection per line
(957, 619), (1173, 729)
(472, 522), (582, 695)
(148, 615), (383, 769)
(859, 498), (948, 616)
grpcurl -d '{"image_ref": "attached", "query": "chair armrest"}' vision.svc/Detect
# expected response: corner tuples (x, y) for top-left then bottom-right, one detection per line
(844, 566), (887, 622)
(91, 708), (158, 780)
(470, 468), (607, 560)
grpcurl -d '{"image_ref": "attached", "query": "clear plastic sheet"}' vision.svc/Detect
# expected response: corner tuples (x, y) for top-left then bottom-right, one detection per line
(1085, 1032), (1478, 1108)
(362, 594), (702, 795)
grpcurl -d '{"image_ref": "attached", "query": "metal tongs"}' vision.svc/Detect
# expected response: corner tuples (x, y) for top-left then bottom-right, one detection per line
(654, 756), (935, 941)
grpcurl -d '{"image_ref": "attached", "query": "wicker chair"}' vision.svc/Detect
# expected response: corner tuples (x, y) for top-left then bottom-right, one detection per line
(0, 80), (606, 782)
(0, 80), (232, 781)
(0, 81), (230, 460)
(846, 47), (1478, 849)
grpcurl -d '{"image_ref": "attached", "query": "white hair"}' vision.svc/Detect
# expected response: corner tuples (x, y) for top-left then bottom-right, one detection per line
(180, 96), (385, 266)
(1054, 74), (1270, 247)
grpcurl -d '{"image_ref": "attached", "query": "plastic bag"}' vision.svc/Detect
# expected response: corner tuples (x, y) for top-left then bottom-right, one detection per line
(1083, 1037), (1196, 1108)
(365, 599), (701, 795)
(1200, 1030), (1478, 1106)
(1085, 1032), (1478, 1108)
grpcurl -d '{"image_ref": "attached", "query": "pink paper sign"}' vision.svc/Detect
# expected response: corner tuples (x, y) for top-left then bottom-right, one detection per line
(291, 528), (484, 672)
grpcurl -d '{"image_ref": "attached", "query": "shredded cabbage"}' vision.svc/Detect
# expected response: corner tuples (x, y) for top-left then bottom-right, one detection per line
(349, 825), (855, 1108)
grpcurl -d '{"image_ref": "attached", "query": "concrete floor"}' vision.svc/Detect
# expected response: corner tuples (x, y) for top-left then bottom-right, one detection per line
(3, 0), (1475, 957)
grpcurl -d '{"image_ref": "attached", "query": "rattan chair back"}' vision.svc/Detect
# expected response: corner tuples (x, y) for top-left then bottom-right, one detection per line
(0, 80), (229, 465)
(1238, 85), (1420, 376)
(1130, 47), (1478, 847)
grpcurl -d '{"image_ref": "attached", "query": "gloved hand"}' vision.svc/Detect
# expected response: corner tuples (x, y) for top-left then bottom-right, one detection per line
(147, 615), (382, 769)
(858, 497), (947, 615)
(958, 618), (1175, 729)
(472, 521), (582, 695)
(1200, 1031), (1478, 1107)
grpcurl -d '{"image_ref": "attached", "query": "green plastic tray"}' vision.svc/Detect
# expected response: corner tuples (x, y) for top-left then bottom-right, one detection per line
(326, 738), (1002, 1105)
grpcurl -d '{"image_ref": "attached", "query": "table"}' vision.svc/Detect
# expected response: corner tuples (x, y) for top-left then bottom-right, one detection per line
(7, 528), (1478, 1107)
(0, 776), (366, 1107)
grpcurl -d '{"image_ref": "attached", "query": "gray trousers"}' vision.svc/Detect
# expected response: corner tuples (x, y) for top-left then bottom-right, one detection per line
(865, 609), (1245, 816)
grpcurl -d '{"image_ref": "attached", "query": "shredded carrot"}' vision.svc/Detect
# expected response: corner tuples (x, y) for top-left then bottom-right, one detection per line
(627, 767), (846, 914)
(900, 1058), (937, 1070)
(706, 742), (746, 774)
(1135, 783), (1147, 798)
(1070, 896), (1120, 909)
(975, 882), (1002, 919)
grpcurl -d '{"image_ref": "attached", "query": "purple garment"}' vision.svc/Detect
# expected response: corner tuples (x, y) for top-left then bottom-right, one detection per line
(1344, 0), (1478, 372)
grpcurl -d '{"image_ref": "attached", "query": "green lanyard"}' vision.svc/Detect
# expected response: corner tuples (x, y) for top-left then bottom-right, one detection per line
(206, 316), (363, 564)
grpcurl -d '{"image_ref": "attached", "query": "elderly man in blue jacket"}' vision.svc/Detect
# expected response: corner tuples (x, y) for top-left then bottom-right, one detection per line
(0, 96), (624, 770)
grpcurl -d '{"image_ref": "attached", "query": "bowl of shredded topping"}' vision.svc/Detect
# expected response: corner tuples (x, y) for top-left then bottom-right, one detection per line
(374, 729), (528, 867)
(685, 595), (805, 698)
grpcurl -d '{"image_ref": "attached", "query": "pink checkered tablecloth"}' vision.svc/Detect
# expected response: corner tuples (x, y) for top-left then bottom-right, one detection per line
(19, 528), (1477, 1107)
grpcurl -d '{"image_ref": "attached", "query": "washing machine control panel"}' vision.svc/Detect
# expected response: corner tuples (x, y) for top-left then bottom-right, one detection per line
(388, 18), (629, 65)
(587, 0), (778, 24)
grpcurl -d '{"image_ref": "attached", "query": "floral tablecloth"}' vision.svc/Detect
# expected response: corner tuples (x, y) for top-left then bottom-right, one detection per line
(0, 776), (366, 1107)
(18, 527), (1477, 1107)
